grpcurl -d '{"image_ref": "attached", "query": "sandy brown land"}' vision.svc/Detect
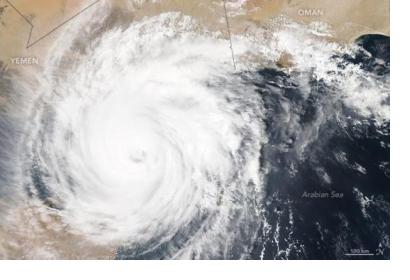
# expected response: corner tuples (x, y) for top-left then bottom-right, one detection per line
(0, 204), (116, 259)
(232, 0), (389, 41)
(0, 0), (389, 66)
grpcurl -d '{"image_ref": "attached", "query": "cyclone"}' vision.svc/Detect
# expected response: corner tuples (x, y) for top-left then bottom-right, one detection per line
(19, 12), (266, 259)
(0, 2), (390, 260)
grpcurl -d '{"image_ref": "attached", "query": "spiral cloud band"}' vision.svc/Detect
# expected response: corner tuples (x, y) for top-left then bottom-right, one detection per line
(22, 13), (266, 258)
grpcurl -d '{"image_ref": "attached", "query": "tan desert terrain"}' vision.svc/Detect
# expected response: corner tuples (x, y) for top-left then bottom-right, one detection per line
(0, 0), (389, 66)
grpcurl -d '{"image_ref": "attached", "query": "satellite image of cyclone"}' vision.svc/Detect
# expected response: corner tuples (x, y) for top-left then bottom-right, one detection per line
(0, 0), (389, 259)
